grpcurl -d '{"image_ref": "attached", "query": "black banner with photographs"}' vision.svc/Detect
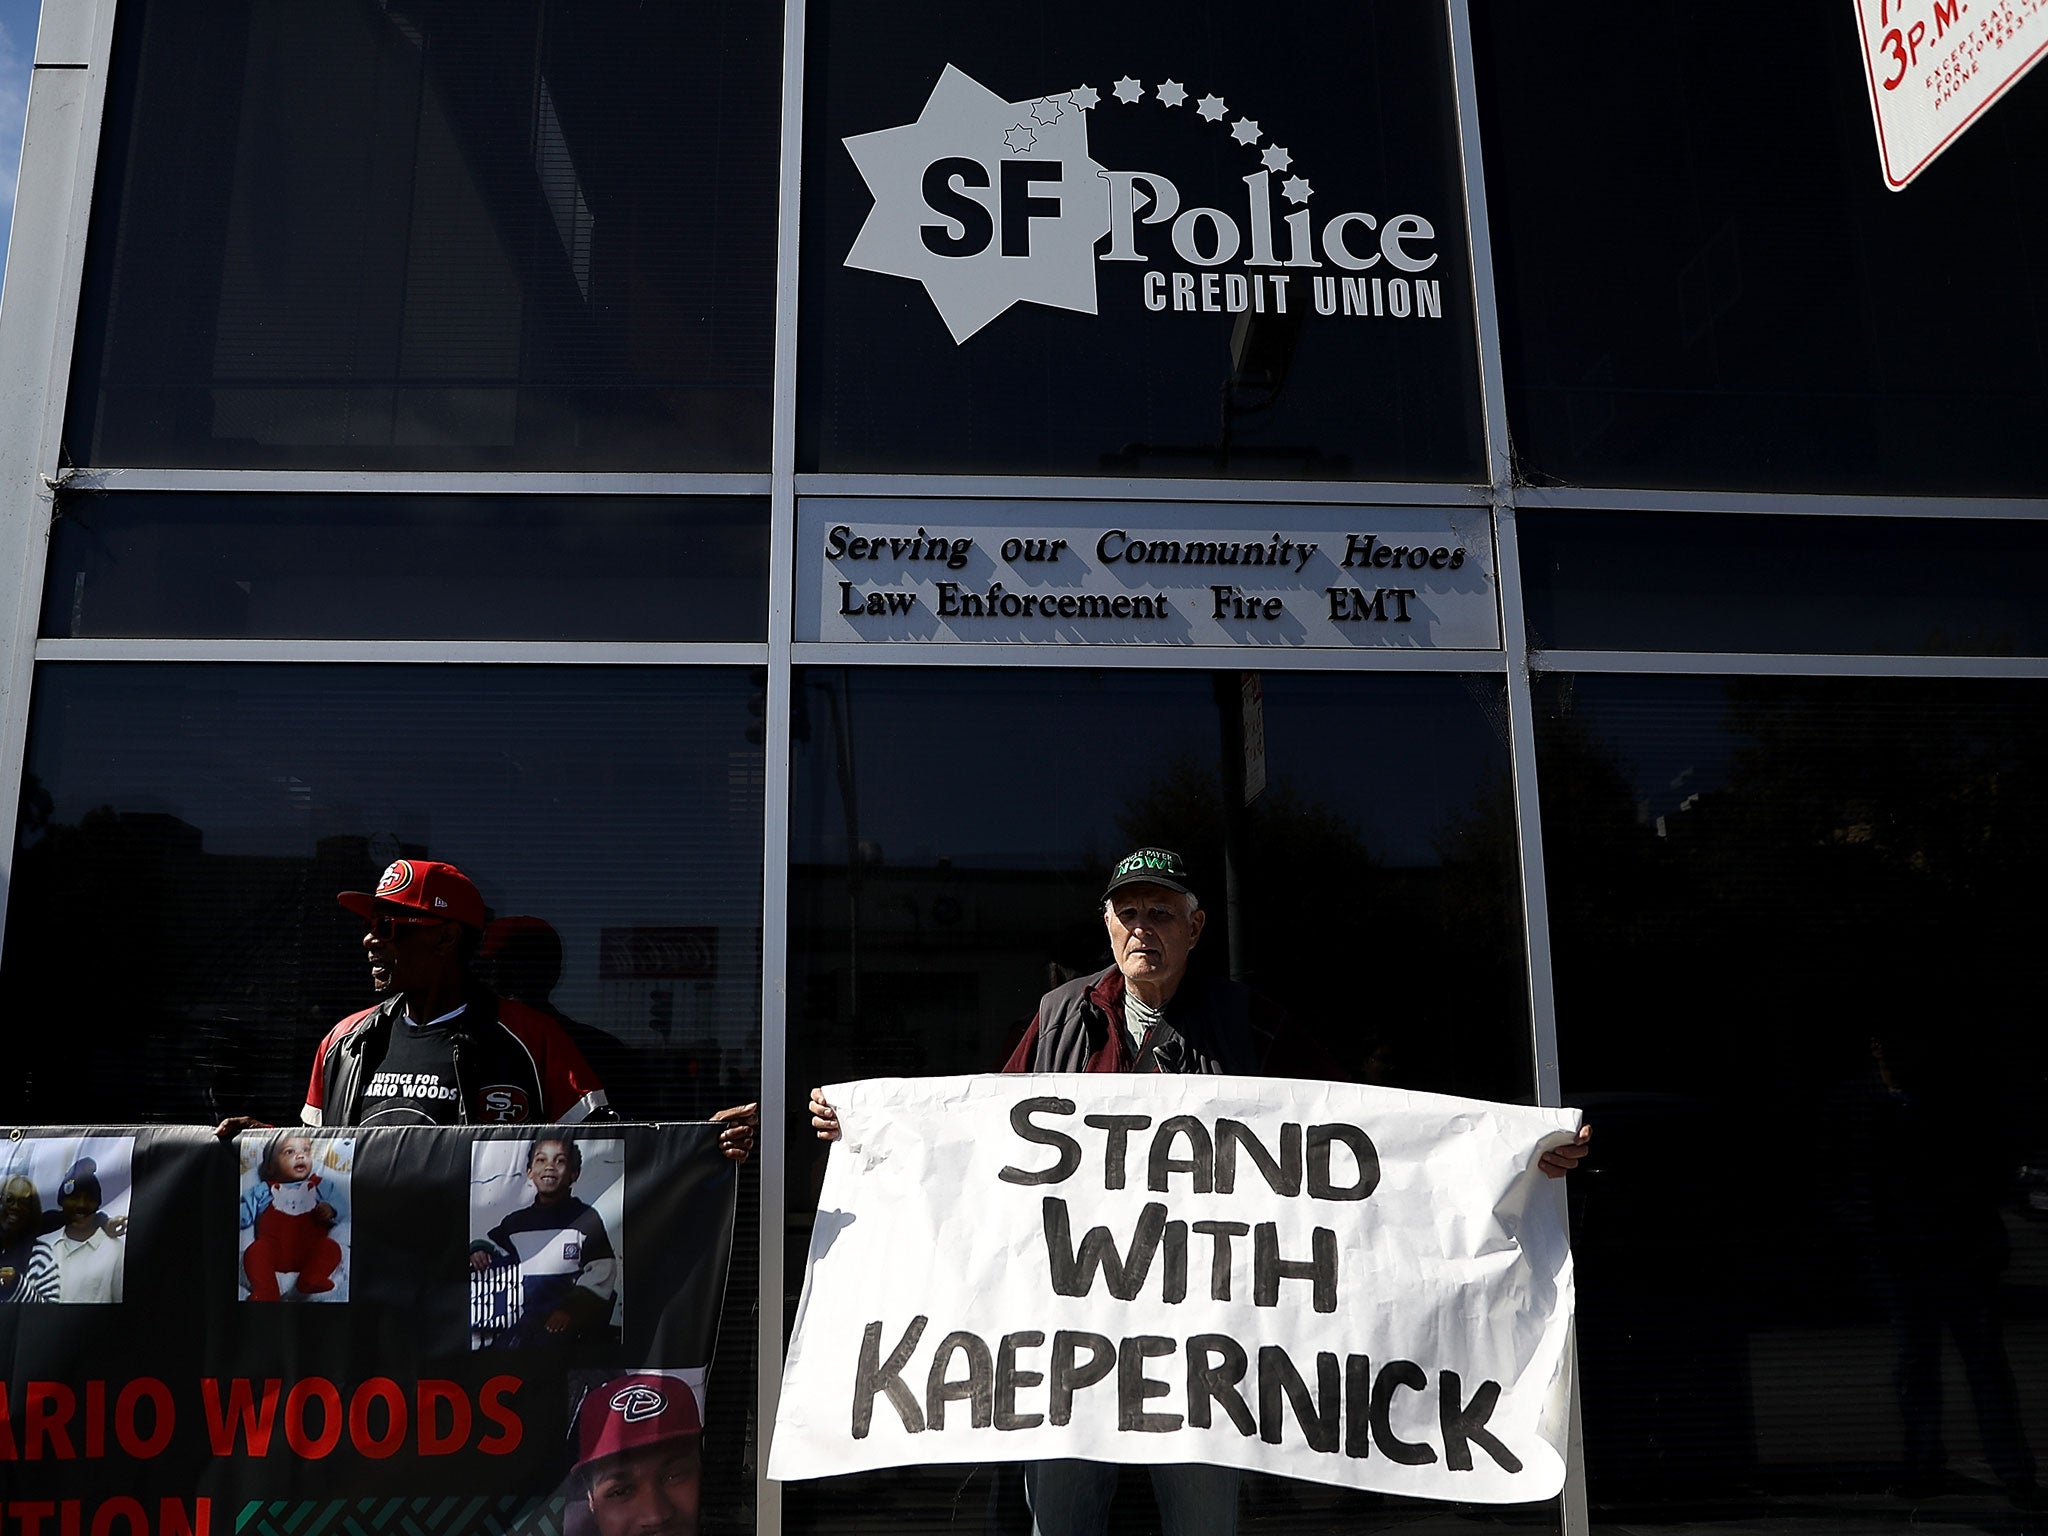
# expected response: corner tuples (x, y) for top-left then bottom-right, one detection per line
(0, 1124), (735, 1535)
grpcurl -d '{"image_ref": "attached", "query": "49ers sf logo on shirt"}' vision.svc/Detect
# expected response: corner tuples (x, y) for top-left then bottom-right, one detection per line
(479, 1085), (533, 1123)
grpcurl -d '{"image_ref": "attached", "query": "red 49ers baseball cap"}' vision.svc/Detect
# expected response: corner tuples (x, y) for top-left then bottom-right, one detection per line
(571, 1373), (703, 1475)
(337, 859), (487, 930)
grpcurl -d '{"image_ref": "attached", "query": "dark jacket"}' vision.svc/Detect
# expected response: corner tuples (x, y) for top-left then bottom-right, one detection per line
(1002, 964), (1334, 1078)
(303, 986), (609, 1126)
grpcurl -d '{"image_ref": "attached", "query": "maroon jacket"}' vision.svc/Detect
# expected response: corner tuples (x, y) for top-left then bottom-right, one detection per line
(1001, 964), (1340, 1079)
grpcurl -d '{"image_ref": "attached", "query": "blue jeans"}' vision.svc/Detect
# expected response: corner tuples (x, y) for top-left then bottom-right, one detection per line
(1021, 1459), (1241, 1536)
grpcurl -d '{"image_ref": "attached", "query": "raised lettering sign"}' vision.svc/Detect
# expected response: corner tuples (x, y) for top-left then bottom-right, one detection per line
(797, 501), (1499, 649)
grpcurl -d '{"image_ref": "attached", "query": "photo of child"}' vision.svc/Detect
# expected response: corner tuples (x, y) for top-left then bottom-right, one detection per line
(237, 1130), (355, 1303)
(0, 1136), (133, 1304)
(469, 1135), (624, 1354)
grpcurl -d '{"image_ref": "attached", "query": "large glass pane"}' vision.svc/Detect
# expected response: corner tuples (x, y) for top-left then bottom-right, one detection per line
(1519, 510), (2048, 657)
(1536, 674), (2048, 1526)
(1473, 7), (2048, 495)
(5, 662), (766, 1533)
(6, 663), (765, 1120)
(66, 0), (780, 471)
(785, 666), (1538, 1534)
(799, 0), (1484, 480)
(43, 492), (770, 641)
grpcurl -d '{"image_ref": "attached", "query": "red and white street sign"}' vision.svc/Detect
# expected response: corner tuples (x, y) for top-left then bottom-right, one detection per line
(1854, 0), (2048, 188)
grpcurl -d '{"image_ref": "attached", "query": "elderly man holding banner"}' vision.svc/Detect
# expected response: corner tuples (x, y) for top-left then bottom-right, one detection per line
(805, 847), (1590, 1536)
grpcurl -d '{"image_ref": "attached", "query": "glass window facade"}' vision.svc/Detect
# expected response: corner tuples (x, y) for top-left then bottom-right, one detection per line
(784, 666), (1536, 1535)
(43, 492), (771, 640)
(1471, 5), (2048, 496)
(1, 0), (2043, 1532)
(798, 0), (1484, 479)
(4, 662), (768, 1530)
(1535, 675), (2048, 1515)
(66, 0), (783, 470)
(5, 662), (766, 1124)
(1518, 510), (2048, 657)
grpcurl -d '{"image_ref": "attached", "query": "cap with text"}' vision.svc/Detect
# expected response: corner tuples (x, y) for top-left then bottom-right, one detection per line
(337, 859), (487, 930)
(572, 1373), (703, 1474)
(1102, 847), (1196, 903)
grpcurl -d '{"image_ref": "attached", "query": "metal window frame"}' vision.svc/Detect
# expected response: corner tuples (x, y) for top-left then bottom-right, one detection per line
(1442, 4), (1586, 1531)
(756, 0), (809, 1522)
(1516, 485), (2048, 520)
(786, 643), (1503, 672)
(0, 0), (120, 942)
(32, 639), (774, 665)
(0, 5), (2042, 1536)
(66, 469), (776, 495)
(795, 474), (1493, 506)
(1534, 649), (2048, 680)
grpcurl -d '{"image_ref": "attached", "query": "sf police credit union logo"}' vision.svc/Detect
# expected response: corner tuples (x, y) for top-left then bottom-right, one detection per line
(845, 65), (1449, 343)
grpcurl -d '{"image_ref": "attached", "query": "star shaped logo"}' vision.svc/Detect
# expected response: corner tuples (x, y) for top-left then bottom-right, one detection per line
(1113, 76), (1144, 104)
(1157, 80), (1187, 107)
(1230, 117), (1262, 146)
(843, 65), (1112, 342)
(1261, 144), (1292, 172)
(1196, 94), (1227, 122)
(1282, 175), (1313, 204)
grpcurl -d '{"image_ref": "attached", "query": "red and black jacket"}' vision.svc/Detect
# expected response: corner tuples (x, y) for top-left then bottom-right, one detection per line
(303, 986), (610, 1126)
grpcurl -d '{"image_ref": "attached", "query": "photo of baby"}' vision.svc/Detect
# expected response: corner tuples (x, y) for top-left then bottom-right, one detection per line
(469, 1134), (624, 1354)
(0, 1136), (133, 1304)
(237, 1130), (355, 1303)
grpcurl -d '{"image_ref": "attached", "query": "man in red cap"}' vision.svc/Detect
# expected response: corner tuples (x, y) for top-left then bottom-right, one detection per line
(305, 859), (610, 1127)
(300, 860), (759, 1153)
(569, 1371), (703, 1536)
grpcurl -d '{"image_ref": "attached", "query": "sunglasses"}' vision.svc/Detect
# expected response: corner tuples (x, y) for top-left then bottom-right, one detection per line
(367, 912), (449, 941)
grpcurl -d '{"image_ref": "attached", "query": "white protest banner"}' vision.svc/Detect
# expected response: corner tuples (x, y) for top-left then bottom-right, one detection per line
(770, 1074), (1581, 1503)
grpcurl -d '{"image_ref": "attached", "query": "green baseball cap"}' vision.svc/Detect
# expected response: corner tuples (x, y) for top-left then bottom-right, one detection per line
(1103, 847), (1196, 902)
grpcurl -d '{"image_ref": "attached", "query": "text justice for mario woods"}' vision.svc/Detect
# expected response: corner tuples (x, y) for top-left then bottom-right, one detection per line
(847, 1096), (1524, 1475)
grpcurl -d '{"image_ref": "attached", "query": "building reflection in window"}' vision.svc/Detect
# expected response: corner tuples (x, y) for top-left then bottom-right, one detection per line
(1536, 675), (2047, 1523)
(785, 664), (1543, 1536)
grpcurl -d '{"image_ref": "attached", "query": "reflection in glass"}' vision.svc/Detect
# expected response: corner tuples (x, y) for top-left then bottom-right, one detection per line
(42, 492), (770, 641)
(1519, 511), (2048, 658)
(68, 0), (780, 470)
(799, 0), (1483, 480)
(5, 662), (768, 1531)
(785, 666), (1539, 1535)
(5, 664), (765, 1125)
(1536, 674), (2048, 1527)
(1474, 6), (2048, 494)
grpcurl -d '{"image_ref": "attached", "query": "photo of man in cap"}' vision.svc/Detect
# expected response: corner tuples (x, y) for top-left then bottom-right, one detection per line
(18, 1145), (133, 1304)
(568, 1370), (704, 1536)
(1, 1162), (126, 1301)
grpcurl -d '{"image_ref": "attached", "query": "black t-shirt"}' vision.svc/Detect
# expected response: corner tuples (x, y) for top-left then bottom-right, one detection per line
(355, 1011), (466, 1125)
